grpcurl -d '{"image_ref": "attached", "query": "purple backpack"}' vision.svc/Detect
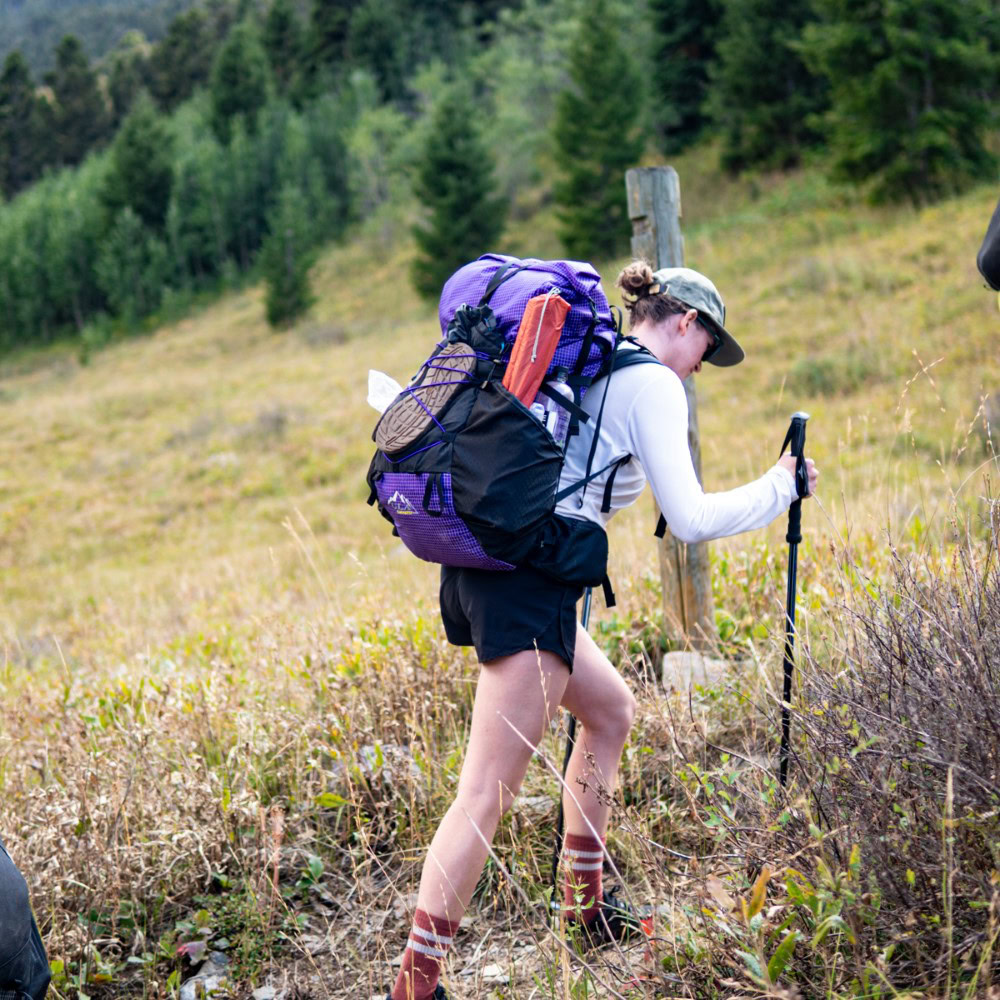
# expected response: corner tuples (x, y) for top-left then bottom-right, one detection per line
(366, 255), (625, 575)
(438, 254), (617, 377)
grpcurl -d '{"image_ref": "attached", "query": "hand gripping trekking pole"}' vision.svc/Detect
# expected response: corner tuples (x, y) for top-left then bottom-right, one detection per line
(551, 586), (592, 899)
(778, 412), (809, 787)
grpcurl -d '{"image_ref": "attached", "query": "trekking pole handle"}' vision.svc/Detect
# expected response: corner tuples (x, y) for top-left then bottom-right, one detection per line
(779, 412), (809, 545)
(779, 411), (810, 496)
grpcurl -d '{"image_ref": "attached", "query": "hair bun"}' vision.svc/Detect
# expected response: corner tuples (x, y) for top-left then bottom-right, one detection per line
(615, 260), (656, 302)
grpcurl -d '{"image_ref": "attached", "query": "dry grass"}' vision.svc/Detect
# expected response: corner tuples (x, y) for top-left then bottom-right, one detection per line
(0, 157), (999, 998)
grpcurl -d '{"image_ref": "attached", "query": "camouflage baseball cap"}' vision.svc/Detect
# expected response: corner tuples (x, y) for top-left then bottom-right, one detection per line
(651, 266), (744, 367)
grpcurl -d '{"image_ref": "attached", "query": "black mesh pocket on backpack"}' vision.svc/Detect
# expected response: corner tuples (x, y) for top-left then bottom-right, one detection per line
(451, 381), (563, 563)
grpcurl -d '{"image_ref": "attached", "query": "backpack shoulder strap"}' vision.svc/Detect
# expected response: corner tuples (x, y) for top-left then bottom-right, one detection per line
(607, 339), (670, 540)
(554, 334), (624, 507)
(610, 338), (663, 373)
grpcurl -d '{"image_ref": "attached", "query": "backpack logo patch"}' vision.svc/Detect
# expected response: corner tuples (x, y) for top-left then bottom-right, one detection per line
(387, 490), (417, 515)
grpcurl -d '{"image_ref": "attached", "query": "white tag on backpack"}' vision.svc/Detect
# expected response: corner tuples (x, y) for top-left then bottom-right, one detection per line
(368, 370), (403, 413)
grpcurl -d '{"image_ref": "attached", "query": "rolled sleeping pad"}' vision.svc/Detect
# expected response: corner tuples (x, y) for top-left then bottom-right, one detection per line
(977, 194), (1000, 292)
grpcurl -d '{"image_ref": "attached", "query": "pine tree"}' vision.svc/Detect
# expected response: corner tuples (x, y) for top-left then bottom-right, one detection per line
(209, 21), (272, 144)
(707, 0), (825, 172)
(168, 138), (230, 283)
(101, 91), (174, 231)
(263, 0), (304, 96)
(45, 35), (110, 167)
(410, 84), (507, 301)
(309, 0), (356, 75)
(466, 0), (513, 35)
(148, 9), (214, 112)
(348, 0), (410, 104)
(303, 94), (352, 230)
(205, 0), (239, 43)
(107, 31), (151, 130)
(552, 0), (644, 261)
(801, 0), (999, 203)
(262, 183), (315, 327)
(96, 207), (170, 321)
(43, 170), (105, 333)
(0, 50), (46, 198)
(649, 0), (721, 152)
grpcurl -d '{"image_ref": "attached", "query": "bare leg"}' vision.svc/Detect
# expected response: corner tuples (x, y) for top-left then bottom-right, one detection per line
(559, 623), (637, 842)
(414, 647), (571, 921)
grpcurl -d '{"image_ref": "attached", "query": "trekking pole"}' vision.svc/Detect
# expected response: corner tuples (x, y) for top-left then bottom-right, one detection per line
(778, 412), (810, 787)
(551, 586), (592, 900)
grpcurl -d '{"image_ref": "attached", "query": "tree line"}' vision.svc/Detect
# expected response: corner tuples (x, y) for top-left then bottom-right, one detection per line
(0, 0), (198, 78)
(0, 0), (998, 350)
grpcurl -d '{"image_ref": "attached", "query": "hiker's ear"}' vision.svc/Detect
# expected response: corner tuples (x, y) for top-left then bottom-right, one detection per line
(678, 309), (698, 333)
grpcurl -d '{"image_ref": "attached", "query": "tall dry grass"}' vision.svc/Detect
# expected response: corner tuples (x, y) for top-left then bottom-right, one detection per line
(4, 494), (999, 997)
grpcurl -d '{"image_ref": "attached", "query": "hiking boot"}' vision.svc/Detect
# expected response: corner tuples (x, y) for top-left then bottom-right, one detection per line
(384, 986), (447, 1000)
(374, 342), (476, 454)
(570, 888), (644, 949)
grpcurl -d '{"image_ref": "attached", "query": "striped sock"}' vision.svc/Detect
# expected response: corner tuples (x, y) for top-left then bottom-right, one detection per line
(562, 832), (605, 924)
(391, 909), (460, 1000)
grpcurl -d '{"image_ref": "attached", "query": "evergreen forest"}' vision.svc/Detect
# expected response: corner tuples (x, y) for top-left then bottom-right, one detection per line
(0, 0), (998, 350)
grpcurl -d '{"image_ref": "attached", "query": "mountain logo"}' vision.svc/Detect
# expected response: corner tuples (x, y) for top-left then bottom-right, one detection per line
(388, 490), (417, 515)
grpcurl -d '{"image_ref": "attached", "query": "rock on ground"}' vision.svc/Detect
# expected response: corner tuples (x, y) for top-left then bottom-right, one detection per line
(661, 651), (730, 690)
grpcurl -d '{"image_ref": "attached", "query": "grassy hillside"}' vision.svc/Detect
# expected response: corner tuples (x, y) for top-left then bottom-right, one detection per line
(2, 154), (995, 665)
(1, 152), (998, 997)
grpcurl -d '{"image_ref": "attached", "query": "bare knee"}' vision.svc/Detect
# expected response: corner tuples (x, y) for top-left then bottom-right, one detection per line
(454, 774), (521, 828)
(582, 688), (637, 744)
(616, 689), (638, 739)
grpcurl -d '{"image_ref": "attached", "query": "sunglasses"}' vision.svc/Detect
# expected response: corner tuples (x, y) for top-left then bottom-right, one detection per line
(700, 320), (723, 364)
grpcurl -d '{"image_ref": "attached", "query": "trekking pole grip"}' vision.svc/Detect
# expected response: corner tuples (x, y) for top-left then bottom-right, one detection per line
(780, 411), (809, 544)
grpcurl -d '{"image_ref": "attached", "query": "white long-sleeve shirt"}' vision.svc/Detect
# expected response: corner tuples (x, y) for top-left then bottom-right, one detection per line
(554, 347), (796, 542)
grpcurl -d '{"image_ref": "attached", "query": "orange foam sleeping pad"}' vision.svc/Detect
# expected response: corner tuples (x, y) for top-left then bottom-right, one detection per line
(501, 291), (571, 406)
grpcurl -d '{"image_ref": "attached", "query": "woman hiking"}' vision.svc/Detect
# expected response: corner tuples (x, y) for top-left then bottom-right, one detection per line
(387, 260), (818, 1000)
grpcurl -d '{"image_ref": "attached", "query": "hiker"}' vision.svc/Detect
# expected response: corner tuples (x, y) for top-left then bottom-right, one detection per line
(386, 261), (818, 1000)
(0, 840), (50, 1000)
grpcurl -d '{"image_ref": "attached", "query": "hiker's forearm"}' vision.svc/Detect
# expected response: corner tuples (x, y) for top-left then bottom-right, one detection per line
(629, 377), (796, 543)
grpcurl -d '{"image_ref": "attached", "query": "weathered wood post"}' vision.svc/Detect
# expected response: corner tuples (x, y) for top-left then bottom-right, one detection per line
(625, 166), (714, 647)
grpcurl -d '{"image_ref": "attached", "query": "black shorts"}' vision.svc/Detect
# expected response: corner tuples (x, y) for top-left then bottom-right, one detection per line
(440, 564), (584, 670)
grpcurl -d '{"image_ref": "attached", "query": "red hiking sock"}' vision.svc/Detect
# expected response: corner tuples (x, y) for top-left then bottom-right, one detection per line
(562, 832), (605, 924)
(391, 909), (460, 1000)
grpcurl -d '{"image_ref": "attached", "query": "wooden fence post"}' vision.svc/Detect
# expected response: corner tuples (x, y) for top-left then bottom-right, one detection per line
(625, 166), (715, 647)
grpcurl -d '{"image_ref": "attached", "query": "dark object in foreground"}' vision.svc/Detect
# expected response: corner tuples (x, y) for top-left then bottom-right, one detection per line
(778, 411), (810, 787)
(978, 195), (1000, 291)
(0, 840), (50, 999)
